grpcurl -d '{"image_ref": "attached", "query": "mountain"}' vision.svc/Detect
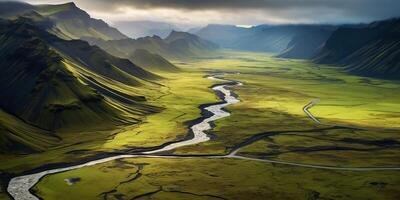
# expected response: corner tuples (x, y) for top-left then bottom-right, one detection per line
(0, 18), (161, 153)
(195, 24), (254, 48)
(112, 20), (179, 38)
(314, 18), (400, 79)
(0, 1), (128, 40)
(86, 30), (219, 59)
(277, 26), (336, 59)
(195, 24), (336, 55)
(164, 30), (219, 57)
(130, 49), (180, 72)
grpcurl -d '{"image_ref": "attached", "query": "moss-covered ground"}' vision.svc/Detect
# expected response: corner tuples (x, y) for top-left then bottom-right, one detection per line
(2, 50), (400, 199)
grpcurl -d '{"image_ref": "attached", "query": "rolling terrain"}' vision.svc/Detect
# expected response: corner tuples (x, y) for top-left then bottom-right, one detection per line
(1, 2), (400, 200)
(0, 17), (161, 153)
(4, 51), (400, 200)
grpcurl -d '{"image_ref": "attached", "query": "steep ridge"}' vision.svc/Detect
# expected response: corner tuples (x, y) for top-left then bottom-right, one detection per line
(165, 30), (219, 57)
(195, 24), (253, 48)
(130, 49), (180, 72)
(0, 18), (161, 152)
(113, 20), (178, 38)
(85, 31), (219, 60)
(314, 18), (400, 79)
(195, 24), (336, 55)
(0, 1), (127, 40)
(277, 27), (335, 59)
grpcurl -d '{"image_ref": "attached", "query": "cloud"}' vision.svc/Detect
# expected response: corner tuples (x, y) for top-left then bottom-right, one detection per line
(18, 0), (400, 26)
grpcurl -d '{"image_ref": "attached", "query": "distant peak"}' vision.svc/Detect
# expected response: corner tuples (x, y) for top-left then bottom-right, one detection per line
(63, 2), (77, 7)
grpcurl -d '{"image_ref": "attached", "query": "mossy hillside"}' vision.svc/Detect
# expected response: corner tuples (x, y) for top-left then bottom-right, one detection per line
(0, 69), (216, 173)
(129, 49), (180, 73)
(0, 19), (163, 154)
(0, 109), (59, 153)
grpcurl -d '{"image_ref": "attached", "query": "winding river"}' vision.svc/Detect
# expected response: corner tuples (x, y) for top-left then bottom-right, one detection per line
(7, 74), (243, 200)
(7, 74), (400, 200)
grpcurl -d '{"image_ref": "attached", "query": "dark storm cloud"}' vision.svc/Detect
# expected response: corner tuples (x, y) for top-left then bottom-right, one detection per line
(20, 0), (400, 25)
(92, 0), (397, 12)
(90, 0), (400, 22)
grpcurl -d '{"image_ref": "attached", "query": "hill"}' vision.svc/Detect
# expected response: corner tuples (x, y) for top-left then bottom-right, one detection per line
(0, 1), (127, 40)
(0, 18), (161, 152)
(314, 18), (400, 79)
(86, 31), (219, 60)
(130, 49), (180, 72)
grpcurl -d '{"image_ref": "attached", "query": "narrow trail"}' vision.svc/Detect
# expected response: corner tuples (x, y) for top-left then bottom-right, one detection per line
(7, 73), (400, 200)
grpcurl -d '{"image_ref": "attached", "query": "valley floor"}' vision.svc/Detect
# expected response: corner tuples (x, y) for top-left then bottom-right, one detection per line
(2, 50), (400, 200)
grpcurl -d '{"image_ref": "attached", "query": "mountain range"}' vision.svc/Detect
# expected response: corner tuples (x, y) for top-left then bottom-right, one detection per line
(314, 18), (400, 79)
(0, 1), (399, 153)
(0, 17), (161, 153)
(112, 20), (179, 39)
(195, 19), (400, 79)
(196, 24), (338, 58)
(85, 30), (219, 60)
(0, 1), (127, 40)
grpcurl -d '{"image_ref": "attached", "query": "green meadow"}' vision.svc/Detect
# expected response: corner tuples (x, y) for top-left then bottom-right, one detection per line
(2, 50), (400, 199)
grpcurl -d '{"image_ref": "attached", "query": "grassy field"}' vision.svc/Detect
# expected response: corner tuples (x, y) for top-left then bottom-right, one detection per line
(33, 157), (400, 200)
(173, 51), (400, 169)
(2, 50), (400, 199)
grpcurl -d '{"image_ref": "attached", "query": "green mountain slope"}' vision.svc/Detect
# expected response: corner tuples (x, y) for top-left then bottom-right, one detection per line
(314, 18), (400, 79)
(0, 18), (161, 152)
(0, 109), (59, 153)
(0, 1), (127, 40)
(86, 30), (219, 60)
(130, 49), (180, 72)
(165, 30), (219, 57)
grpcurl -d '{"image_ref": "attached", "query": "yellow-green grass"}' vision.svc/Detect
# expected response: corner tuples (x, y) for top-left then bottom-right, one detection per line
(99, 70), (219, 151)
(172, 51), (400, 169)
(0, 69), (217, 174)
(34, 157), (400, 200)
(3, 50), (400, 199)
(185, 50), (400, 129)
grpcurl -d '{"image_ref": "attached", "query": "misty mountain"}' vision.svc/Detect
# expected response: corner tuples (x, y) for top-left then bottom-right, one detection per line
(0, 1), (128, 40)
(195, 24), (337, 56)
(195, 24), (254, 48)
(314, 18), (400, 79)
(86, 30), (219, 60)
(113, 20), (179, 39)
(276, 26), (336, 59)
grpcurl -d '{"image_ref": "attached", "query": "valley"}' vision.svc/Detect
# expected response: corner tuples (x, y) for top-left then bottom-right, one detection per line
(0, 1), (399, 200)
(2, 51), (400, 200)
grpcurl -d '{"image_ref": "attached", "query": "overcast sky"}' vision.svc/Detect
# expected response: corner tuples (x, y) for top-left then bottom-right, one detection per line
(18, 0), (400, 28)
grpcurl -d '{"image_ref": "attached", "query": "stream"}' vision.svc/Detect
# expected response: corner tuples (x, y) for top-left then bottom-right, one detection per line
(7, 73), (400, 200)
(7, 74), (242, 200)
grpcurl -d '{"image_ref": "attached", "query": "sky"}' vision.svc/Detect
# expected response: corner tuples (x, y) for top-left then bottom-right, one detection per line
(17, 0), (400, 28)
